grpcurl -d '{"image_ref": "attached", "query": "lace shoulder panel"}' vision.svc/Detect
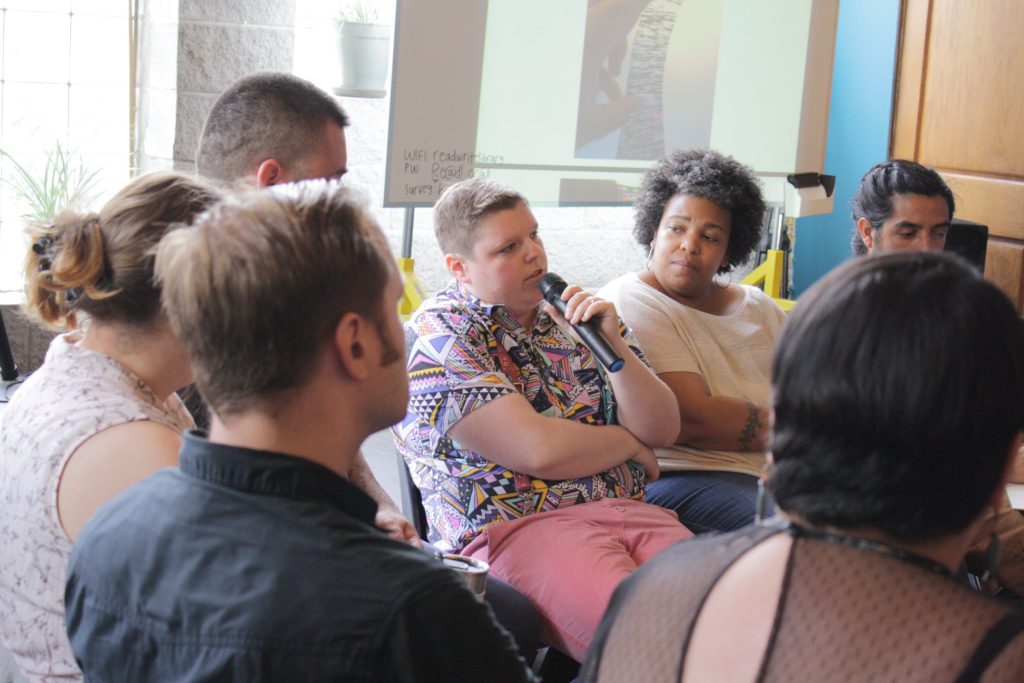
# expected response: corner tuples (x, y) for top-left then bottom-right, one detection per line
(582, 525), (779, 682)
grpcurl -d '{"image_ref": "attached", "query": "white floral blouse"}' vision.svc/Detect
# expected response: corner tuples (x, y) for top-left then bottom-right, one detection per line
(0, 333), (193, 682)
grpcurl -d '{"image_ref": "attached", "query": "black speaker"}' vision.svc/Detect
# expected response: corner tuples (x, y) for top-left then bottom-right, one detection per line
(0, 310), (19, 382)
(944, 219), (988, 273)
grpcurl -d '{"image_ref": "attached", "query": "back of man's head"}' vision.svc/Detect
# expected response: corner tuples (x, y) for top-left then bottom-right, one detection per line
(196, 72), (349, 183)
(851, 159), (954, 255)
(155, 180), (389, 415)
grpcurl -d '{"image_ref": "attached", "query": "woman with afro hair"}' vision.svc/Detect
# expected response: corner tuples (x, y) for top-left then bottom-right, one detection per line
(600, 149), (782, 533)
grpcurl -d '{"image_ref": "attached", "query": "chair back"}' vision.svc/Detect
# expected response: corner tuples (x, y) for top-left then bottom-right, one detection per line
(395, 451), (430, 540)
(944, 219), (988, 272)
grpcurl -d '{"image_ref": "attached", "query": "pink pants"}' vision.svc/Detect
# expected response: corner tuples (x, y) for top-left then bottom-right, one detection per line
(463, 498), (692, 661)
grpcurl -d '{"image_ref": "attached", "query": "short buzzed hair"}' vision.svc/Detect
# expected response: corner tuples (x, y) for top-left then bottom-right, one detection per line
(196, 72), (349, 182)
(155, 181), (390, 415)
(433, 177), (527, 256)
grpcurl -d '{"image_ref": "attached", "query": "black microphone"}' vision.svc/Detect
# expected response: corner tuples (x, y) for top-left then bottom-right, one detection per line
(537, 273), (624, 373)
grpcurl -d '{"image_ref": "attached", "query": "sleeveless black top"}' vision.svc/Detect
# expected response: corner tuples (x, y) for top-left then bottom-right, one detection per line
(582, 524), (1024, 682)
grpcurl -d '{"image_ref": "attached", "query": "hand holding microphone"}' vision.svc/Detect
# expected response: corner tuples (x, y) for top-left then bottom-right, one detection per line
(537, 273), (625, 372)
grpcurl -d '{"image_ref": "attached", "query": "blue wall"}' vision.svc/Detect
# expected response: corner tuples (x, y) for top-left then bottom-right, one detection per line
(791, 0), (902, 296)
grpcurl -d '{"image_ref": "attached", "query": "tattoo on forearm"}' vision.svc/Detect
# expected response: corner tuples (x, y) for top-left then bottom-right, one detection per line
(738, 402), (764, 452)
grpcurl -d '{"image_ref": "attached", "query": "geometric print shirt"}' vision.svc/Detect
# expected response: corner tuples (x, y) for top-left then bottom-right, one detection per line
(391, 281), (648, 552)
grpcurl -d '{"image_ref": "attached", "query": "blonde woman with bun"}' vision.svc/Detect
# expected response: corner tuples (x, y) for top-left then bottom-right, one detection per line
(0, 172), (219, 682)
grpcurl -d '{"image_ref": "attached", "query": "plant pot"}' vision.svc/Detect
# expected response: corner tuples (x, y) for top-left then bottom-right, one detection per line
(335, 21), (390, 98)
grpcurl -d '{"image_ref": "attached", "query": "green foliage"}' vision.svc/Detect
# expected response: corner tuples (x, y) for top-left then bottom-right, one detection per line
(337, 0), (380, 25)
(0, 142), (101, 221)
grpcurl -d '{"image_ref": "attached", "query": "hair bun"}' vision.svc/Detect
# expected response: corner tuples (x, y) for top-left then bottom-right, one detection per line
(24, 212), (108, 329)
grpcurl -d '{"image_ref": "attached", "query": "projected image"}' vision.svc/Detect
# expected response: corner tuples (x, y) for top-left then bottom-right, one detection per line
(386, 0), (835, 206)
(576, 0), (719, 161)
(574, 0), (654, 154)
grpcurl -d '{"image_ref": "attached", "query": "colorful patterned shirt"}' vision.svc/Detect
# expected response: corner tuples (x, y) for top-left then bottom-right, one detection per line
(392, 281), (648, 552)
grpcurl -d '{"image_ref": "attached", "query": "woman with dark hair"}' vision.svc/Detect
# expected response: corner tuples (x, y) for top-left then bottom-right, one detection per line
(600, 148), (781, 533)
(0, 172), (220, 681)
(584, 252), (1024, 682)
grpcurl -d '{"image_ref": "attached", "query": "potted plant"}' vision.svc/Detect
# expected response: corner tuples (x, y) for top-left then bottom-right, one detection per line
(335, 0), (391, 98)
(0, 141), (100, 221)
(0, 142), (101, 387)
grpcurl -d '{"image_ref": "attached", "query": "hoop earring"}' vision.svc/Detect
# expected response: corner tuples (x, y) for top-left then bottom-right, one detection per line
(714, 270), (733, 290)
(646, 244), (654, 270)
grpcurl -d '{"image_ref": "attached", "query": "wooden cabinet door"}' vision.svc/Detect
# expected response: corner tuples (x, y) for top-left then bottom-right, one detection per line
(892, 0), (1024, 310)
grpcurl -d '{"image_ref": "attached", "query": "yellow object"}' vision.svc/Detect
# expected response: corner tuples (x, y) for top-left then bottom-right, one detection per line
(740, 249), (796, 311)
(398, 257), (426, 320)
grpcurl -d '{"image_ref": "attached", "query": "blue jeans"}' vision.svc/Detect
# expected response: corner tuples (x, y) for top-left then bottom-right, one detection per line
(646, 470), (762, 534)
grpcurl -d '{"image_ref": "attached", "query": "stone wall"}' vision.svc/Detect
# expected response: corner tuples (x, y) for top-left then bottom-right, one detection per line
(135, 0), (297, 173)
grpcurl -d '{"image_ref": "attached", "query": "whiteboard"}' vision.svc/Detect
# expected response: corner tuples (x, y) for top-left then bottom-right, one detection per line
(385, 0), (839, 208)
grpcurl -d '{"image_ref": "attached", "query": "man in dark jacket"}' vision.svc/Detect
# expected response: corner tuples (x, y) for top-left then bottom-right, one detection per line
(65, 181), (533, 682)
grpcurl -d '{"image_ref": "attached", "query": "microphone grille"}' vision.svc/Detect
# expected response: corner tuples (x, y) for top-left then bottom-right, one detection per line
(537, 272), (566, 301)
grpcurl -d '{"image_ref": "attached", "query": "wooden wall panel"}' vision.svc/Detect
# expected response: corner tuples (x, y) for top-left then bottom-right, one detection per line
(890, 0), (930, 160)
(941, 173), (1024, 242)
(985, 239), (1024, 311)
(892, 0), (1024, 312)
(917, 0), (1024, 176)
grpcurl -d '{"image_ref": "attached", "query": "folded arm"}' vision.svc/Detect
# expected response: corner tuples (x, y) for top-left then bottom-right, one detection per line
(598, 331), (680, 447)
(550, 286), (680, 447)
(448, 392), (659, 482)
(659, 371), (769, 452)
